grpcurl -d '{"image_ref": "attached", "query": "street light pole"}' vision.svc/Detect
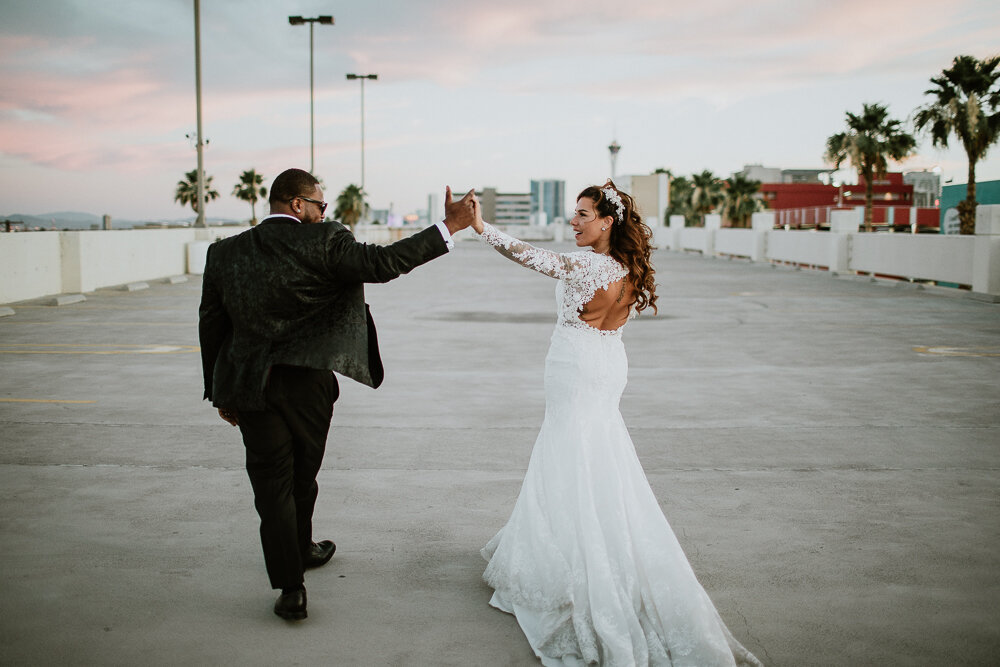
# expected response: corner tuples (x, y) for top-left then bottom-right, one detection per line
(346, 73), (377, 190)
(193, 0), (206, 227)
(289, 15), (334, 175)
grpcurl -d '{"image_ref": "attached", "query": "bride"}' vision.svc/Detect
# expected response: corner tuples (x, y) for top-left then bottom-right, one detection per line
(474, 181), (763, 666)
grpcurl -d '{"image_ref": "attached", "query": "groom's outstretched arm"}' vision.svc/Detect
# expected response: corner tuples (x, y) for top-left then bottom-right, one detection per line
(326, 187), (479, 284)
(325, 224), (447, 284)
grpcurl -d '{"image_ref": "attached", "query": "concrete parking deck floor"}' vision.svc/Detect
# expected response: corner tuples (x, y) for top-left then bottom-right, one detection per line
(1, 240), (999, 666)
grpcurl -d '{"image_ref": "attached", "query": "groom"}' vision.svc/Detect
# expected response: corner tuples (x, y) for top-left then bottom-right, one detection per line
(199, 168), (478, 620)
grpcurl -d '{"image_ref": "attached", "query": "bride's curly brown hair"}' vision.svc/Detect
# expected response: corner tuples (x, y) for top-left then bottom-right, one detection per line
(578, 180), (658, 314)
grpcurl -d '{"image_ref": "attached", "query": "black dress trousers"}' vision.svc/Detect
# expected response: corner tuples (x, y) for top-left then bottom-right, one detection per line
(237, 365), (339, 590)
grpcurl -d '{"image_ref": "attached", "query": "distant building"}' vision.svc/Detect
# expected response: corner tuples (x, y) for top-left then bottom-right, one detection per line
(759, 177), (915, 210)
(616, 173), (669, 226)
(479, 188), (531, 225)
(751, 170), (934, 229)
(370, 208), (390, 225)
(425, 193), (441, 226)
(530, 179), (565, 225)
(781, 169), (830, 184)
(737, 164), (830, 184)
(940, 179), (1000, 232)
(903, 170), (941, 208)
(739, 165), (783, 183)
(2, 220), (26, 233)
(739, 165), (915, 210)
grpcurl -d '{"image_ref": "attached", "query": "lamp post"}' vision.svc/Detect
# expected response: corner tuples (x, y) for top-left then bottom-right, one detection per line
(288, 15), (334, 175)
(346, 73), (377, 190)
(193, 0), (206, 227)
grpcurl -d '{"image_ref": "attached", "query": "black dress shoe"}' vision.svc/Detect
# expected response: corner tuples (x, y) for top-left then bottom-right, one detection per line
(303, 540), (336, 569)
(274, 587), (307, 621)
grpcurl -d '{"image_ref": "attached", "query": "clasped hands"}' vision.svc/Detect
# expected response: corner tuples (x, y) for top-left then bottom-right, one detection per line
(443, 186), (485, 236)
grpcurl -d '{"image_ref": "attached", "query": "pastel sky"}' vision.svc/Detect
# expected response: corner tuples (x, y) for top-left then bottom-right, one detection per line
(1, 0), (998, 222)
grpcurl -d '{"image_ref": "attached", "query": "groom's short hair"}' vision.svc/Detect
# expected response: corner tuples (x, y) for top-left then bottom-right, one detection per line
(269, 169), (320, 205)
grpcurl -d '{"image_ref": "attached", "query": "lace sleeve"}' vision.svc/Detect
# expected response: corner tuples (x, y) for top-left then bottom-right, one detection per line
(478, 221), (581, 279)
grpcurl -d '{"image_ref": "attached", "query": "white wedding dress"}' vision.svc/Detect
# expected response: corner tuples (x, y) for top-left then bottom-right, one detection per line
(478, 223), (762, 667)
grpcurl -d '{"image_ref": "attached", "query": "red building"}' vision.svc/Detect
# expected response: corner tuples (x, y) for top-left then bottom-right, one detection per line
(754, 173), (939, 230)
(758, 173), (913, 210)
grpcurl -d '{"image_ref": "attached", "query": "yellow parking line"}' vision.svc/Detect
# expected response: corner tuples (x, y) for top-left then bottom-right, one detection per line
(912, 346), (1000, 357)
(0, 344), (199, 355)
(0, 322), (194, 326)
(0, 398), (97, 404)
(9, 306), (194, 311)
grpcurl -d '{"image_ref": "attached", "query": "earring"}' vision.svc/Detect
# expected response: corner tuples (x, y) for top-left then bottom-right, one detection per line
(601, 226), (607, 231)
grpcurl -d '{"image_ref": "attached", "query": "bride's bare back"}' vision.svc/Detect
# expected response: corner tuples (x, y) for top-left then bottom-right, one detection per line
(475, 222), (633, 334)
(578, 278), (634, 332)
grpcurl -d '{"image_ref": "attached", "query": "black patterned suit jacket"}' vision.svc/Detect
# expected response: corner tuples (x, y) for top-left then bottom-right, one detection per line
(198, 216), (448, 410)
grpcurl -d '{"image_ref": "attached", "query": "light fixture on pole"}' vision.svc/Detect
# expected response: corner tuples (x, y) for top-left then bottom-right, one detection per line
(345, 73), (377, 190)
(288, 15), (334, 175)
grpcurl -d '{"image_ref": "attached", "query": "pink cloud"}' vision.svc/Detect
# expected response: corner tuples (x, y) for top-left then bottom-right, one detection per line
(1, 0), (995, 192)
(0, 55), (312, 173)
(334, 0), (997, 96)
(1, 66), (176, 122)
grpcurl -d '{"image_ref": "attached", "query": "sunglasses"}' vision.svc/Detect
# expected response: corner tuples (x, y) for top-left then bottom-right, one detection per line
(292, 195), (328, 216)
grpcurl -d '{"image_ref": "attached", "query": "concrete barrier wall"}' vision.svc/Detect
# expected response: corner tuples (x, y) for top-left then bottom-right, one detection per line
(1, 223), (463, 303)
(768, 230), (832, 267)
(655, 204), (1000, 296)
(1, 226), (249, 304)
(61, 229), (195, 293)
(715, 228), (755, 257)
(652, 226), (674, 249)
(679, 227), (708, 253)
(352, 224), (422, 245)
(0, 232), (63, 303)
(4, 208), (1000, 304)
(850, 234), (976, 285)
(356, 223), (558, 245)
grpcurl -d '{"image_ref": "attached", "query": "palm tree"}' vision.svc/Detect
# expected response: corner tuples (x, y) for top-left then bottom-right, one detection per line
(232, 169), (267, 225)
(334, 184), (366, 229)
(666, 175), (694, 226)
(825, 103), (916, 232)
(174, 170), (220, 215)
(690, 170), (724, 226)
(914, 54), (1000, 235)
(721, 173), (765, 228)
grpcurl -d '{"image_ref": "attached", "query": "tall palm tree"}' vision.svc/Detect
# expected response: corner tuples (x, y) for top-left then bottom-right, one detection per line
(825, 103), (916, 232)
(690, 170), (724, 226)
(334, 184), (366, 229)
(914, 54), (1000, 235)
(232, 169), (267, 225)
(666, 175), (694, 225)
(174, 170), (220, 215)
(721, 173), (765, 228)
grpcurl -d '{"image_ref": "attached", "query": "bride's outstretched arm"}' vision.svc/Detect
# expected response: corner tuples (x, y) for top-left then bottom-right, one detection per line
(477, 221), (578, 279)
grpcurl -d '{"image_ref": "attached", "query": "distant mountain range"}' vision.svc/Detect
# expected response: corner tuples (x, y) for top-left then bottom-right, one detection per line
(1, 211), (242, 230)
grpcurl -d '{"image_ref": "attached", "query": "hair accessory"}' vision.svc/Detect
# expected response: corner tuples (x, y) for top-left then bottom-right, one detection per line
(602, 186), (625, 223)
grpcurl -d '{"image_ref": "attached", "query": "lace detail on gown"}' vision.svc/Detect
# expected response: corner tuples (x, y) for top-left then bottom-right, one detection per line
(477, 223), (763, 666)
(478, 222), (630, 336)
